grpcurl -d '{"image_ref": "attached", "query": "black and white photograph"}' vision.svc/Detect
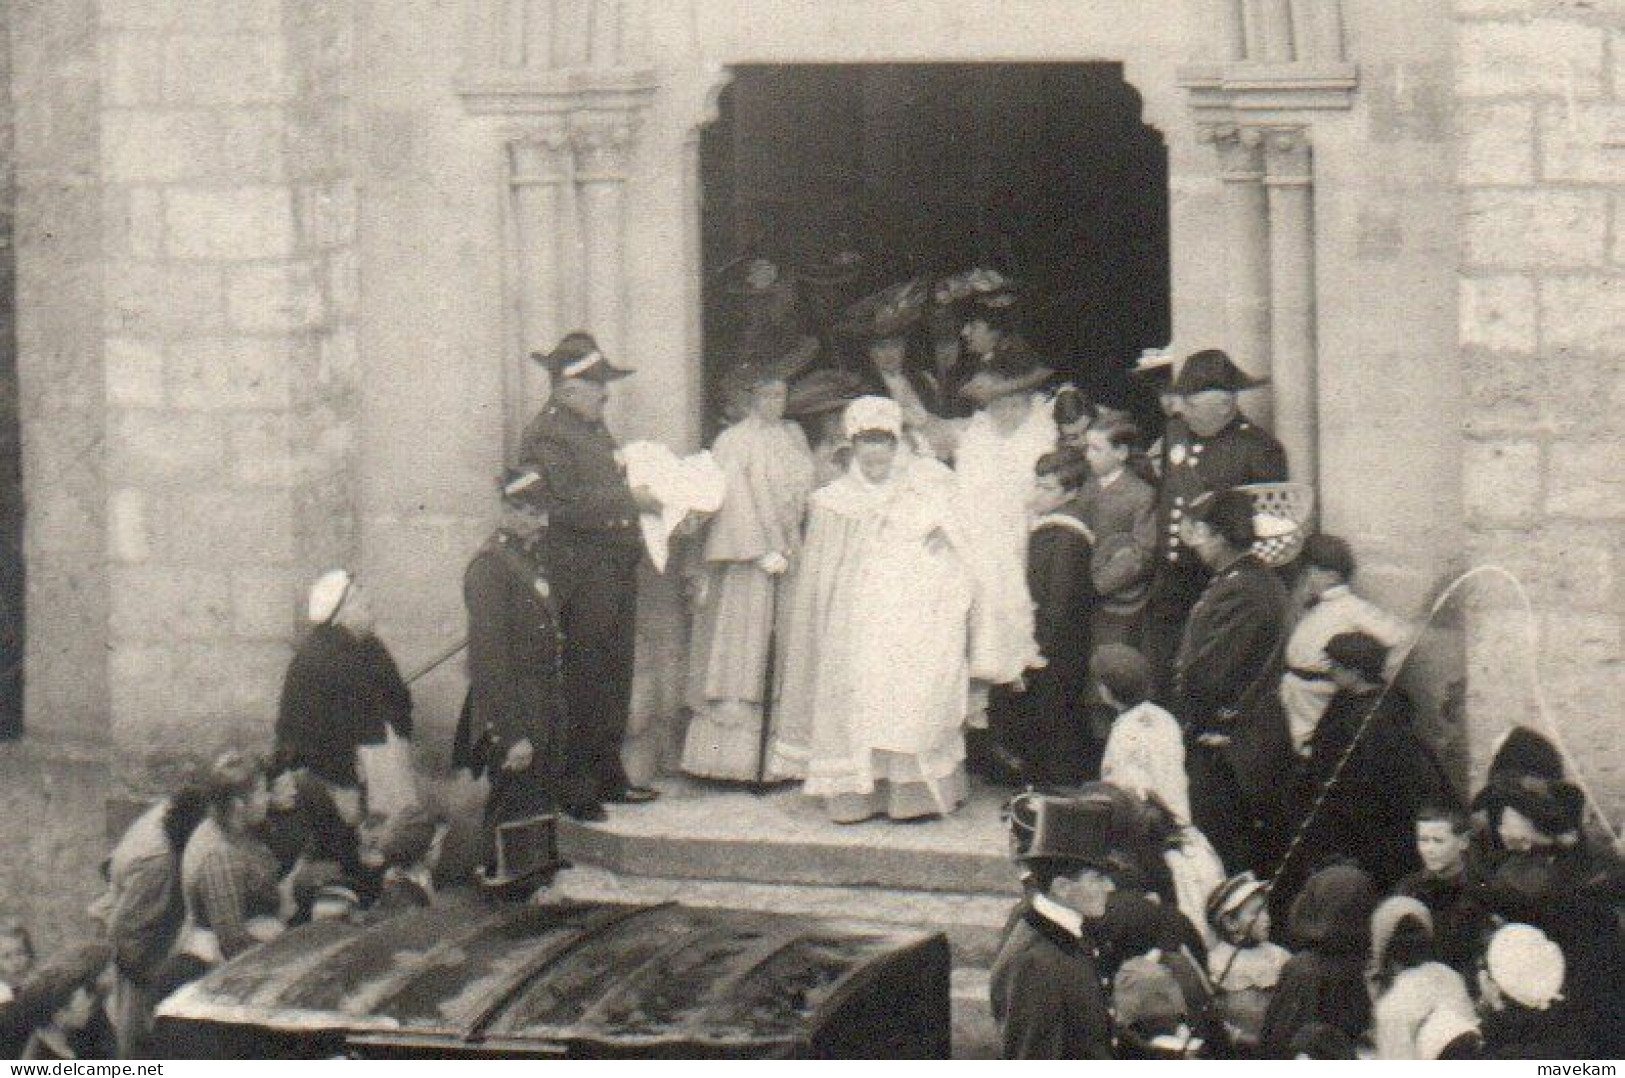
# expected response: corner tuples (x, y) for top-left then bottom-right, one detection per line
(0, 0), (1619, 1063)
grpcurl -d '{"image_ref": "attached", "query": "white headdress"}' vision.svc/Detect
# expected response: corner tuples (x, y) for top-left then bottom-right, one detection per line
(1486, 923), (1566, 1010)
(842, 395), (903, 441)
(308, 569), (353, 624)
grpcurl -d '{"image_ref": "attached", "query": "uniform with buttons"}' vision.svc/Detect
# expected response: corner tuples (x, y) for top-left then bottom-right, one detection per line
(1143, 413), (1287, 701)
(519, 399), (644, 805)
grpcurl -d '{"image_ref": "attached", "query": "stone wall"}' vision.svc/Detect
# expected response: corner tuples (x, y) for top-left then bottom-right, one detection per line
(99, 0), (359, 790)
(1456, 0), (1625, 819)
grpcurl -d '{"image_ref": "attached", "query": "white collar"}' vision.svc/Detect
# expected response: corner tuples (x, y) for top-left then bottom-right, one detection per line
(1098, 467), (1124, 488)
(1319, 584), (1352, 602)
(1032, 892), (1084, 938)
(386, 864), (435, 897)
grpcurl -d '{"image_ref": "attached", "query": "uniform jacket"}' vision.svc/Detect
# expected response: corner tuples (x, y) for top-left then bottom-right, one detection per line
(989, 899), (1115, 1059)
(275, 624), (413, 788)
(1028, 499), (1095, 671)
(1079, 468), (1156, 610)
(519, 401), (642, 548)
(1156, 415), (1288, 570)
(457, 533), (564, 774)
(1175, 553), (1288, 743)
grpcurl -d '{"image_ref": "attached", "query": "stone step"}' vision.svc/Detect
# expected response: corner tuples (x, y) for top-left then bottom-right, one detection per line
(555, 776), (1021, 895)
(547, 864), (1016, 969)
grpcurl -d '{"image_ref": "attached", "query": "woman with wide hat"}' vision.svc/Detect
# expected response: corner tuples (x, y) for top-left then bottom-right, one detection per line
(682, 347), (816, 782)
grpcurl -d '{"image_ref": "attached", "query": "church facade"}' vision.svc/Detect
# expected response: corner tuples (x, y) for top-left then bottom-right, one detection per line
(1, 0), (1619, 945)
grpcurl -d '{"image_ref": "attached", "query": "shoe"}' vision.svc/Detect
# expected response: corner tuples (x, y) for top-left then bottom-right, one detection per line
(606, 786), (660, 805)
(564, 802), (607, 823)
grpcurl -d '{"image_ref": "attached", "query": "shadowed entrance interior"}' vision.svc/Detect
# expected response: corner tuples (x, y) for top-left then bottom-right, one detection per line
(699, 61), (1170, 433)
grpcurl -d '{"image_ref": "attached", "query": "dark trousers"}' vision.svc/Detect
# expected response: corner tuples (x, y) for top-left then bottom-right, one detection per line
(1144, 561), (1207, 706)
(988, 666), (1098, 788)
(550, 541), (640, 803)
(1188, 740), (1259, 876)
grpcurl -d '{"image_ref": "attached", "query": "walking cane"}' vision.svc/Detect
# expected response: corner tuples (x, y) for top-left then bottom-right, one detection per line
(405, 638), (467, 686)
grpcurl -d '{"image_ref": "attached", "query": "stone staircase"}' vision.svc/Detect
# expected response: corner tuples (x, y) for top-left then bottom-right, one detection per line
(547, 776), (1019, 1058)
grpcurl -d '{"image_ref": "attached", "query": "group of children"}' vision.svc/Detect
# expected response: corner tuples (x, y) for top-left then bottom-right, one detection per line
(990, 726), (1622, 1060)
(0, 754), (450, 1060)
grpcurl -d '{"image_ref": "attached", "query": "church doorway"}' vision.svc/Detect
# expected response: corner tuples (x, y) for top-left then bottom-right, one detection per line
(698, 61), (1170, 437)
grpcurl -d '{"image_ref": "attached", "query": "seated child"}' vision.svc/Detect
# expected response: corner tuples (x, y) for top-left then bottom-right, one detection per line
(367, 805), (445, 915)
(15, 944), (111, 1061)
(1395, 804), (1484, 978)
(1205, 871), (1292, 1054)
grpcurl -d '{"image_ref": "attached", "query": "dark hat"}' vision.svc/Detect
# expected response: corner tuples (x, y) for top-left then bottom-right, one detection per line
(839, 278), (928, 340)
(1487, 726), (1565, 784)
(1324, 630), (1388, 684)
(960, 338), (1055, 405)
(1302, 533), (1356, 579)
(1172, 348), (1266, 395)
(1089, 644), (1151, 706)
(1131, 349), (1176, 385)
(725, 335), (820, 397)
(1188, 488), (1257, 545)
(531, 331), (632, 383)
(477, 813), (564, 899)
(1019, 795), (1116, 870)
(785, 368), (867, 418)
(1497, 775), (1585, 837)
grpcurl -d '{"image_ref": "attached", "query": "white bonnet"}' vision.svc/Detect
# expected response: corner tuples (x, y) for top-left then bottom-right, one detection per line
(308, 568), (353, 624)
(843, 395), (903, 441)
(1486, 923), (1566, 1010)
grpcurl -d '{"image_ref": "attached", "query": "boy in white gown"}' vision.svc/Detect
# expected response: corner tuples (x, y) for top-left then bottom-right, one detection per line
(769, 397), (975, 822)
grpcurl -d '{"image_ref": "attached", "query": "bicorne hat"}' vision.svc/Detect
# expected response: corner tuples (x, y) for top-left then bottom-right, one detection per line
(531, 331), (632, 383)
(1172, 348), (1266, 395)
(1131, 348), (1176, 385)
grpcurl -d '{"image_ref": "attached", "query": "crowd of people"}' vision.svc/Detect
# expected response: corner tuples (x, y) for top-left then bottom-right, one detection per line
(0, 262), (1617, 1061)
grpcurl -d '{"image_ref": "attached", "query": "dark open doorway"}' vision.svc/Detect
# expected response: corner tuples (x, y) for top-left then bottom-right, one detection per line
(699, 62), (1170, 434)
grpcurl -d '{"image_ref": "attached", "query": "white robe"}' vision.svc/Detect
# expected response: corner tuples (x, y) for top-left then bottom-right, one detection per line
(769, 454), (973, 814)
(952, 401), (1056, 685)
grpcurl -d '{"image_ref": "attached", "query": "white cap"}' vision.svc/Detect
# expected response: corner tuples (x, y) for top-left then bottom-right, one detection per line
(1416, 1008), (1480, 1060)
(843, 395), (903, 441)
(1487, 923), (1566, 1010)
(308, 569), (353, 624)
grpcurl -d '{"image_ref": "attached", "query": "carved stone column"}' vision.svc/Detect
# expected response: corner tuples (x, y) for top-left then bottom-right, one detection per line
(1263, 126), (1317, 486)
(507, 122), (572, 452)
(1204, 123), (1273, 421)
(571, 113), (636, 358)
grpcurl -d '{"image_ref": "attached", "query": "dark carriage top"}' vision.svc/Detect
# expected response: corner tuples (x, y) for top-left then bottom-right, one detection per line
(155, 896), (951, 1059)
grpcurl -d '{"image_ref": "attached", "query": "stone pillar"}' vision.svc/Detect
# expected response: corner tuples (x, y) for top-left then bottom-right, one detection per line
(1258, 0), (1297, 60)
(1218, 0), (1247, 61)
(572, 113), (636, 358)
(1204, 124), (1273, 421)
(1263, 126), (1317, 486)
(507, 124), (572, 453)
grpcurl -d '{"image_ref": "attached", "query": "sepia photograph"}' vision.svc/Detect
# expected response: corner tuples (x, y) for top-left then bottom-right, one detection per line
(0, 0), (1619, 1063)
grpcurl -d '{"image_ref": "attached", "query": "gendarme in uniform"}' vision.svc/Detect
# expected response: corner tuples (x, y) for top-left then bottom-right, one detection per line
(518, 332), (658, 810)
(1143, 350), (1287, 701)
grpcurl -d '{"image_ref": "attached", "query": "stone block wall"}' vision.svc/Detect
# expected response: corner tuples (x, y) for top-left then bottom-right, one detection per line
(1456, 0), (1625, 820)
(98, 0), (359, 789)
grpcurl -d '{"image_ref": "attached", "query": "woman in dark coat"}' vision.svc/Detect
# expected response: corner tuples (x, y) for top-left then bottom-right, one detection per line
(275, 571), (412, 796)
(1259, 862), (1379, 1058)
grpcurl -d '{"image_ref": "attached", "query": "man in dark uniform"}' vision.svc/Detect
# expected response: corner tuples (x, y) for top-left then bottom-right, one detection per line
(457, 469), (582, 851)
(989, 795), (1119, 1059)
(1144, 349), (1287, 702)
(519, 331), (661, 812)
(1174, 488), (1291, 875)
